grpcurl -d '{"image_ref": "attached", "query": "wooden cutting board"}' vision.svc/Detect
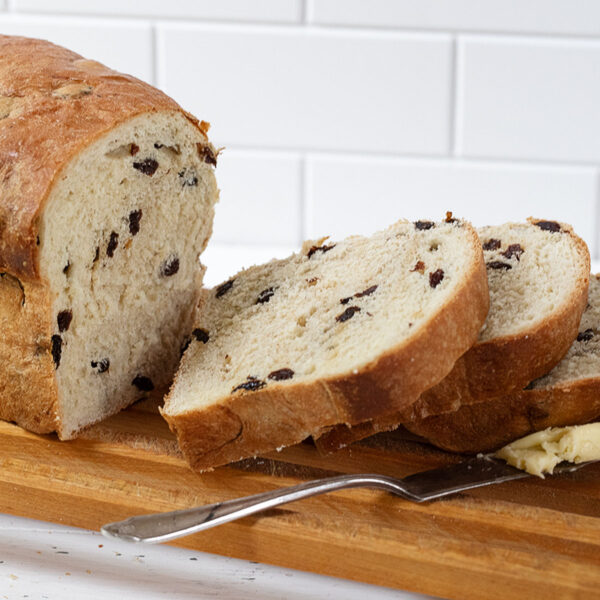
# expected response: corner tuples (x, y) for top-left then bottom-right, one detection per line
(1, 400), (599, 599)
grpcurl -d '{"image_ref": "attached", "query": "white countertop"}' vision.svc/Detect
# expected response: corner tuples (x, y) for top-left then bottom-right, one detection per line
(0, 514), (432, 599)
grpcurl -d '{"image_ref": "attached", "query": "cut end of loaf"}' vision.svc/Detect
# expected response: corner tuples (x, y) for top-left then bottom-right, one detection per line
(163, 215), (490, 470)
(410, 217), (591, 408)
(346, 218), (592, 452)
(531, 273), (600, 389)
(38, 111), (218, 438)
(404, 269), (600, 455)
(477, 218), (590, 343)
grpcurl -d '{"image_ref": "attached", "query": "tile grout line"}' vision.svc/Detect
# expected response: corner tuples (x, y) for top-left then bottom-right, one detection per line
(4, 10), (600, 42)
(300, 155), (311, 241)
(219, 143), (600, 170)
(150, 21), (158, 87)
(154, 24), (166, 91)
(1, 10), (309, 28)
(594, 169), (600, 260)
(447, 35), (458, 157)
(302, 0), (311, 25)
(303, 22), (600, 42)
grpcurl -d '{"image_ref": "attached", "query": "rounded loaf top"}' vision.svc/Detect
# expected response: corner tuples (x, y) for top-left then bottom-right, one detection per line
(0, 35), (211, 280)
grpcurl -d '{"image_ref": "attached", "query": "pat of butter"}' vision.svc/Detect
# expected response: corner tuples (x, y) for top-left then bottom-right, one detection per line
(495, 423), (600, 477)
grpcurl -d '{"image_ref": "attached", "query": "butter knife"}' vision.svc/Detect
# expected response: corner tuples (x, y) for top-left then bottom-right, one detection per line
(101, 455), (593, 544)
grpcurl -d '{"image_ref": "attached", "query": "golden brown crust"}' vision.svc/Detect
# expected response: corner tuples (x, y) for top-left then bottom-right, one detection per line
(163, 222), (490, 471)
(0, 273), (57, 432)
(0, 35), (210, 435)
(404, 378), (600, 453)
(315, 219), (590, 453)
(0, 35), (206, 280)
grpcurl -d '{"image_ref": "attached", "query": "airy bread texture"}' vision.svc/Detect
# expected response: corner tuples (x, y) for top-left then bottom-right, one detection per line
(316, 219), (590, 453)
(0, 36), (218, 438)
(162, 216), (489, 471)
(405, 274), (600, 454)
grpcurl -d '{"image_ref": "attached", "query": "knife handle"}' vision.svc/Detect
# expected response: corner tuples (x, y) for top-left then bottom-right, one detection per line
(101, 473), (415, 544)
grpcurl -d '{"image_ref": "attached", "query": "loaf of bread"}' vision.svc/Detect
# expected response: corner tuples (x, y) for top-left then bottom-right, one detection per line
(407, 273), (600, 453)
(162, 216), (489, 471)
(0, 36), (218, 438)
(316, 219), (590, 453)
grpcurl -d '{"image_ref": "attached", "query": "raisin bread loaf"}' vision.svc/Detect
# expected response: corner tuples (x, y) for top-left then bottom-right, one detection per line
(408, 273), (600, 453)
(162, 216), (489, 471)
(316, 219), (590, 453)
(0, 36), (218, 438)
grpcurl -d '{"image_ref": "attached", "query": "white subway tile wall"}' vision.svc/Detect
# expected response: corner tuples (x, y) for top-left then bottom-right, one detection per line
(457, 36), (600, 163)
(158, 25), (452, 155)
(308, 156), (598, 247)
(0, 14), (152, 81)
(13, 0), (303, 23)
(212, 150), (302, 245)
(1, 2), (599, 282)
(309, 0), (600, 36)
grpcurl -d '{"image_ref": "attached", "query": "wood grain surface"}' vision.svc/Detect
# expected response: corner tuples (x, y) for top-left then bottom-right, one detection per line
(1, 401), (599, 599)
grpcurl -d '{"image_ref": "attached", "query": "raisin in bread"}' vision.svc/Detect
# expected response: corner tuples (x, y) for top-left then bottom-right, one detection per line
(316, 218), (590, 453)
(161, 216), (489, 471)
(0, 36), (218, 438)
(408, 273), (600, 453)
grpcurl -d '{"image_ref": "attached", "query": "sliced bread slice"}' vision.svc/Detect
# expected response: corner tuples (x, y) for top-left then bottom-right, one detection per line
(406, 273), (600, 453)
(161, 216), (489, 471)
(316, 219), (590, 453)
